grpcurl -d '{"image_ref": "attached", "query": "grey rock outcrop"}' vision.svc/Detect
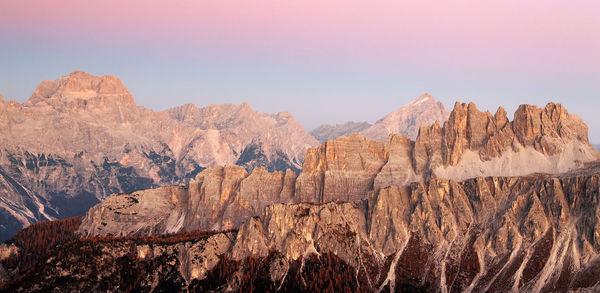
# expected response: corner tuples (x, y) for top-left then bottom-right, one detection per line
(310, 121), (371, 143)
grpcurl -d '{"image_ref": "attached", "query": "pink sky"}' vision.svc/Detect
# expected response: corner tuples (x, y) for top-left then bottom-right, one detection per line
(2, 0), (599, 71)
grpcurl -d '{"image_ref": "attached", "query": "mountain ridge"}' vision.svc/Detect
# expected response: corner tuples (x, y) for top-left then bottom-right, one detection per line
(0, 71), (318, 241)
(1, 97), (600, 292)
(78, 100), (599, 237)
(310, 93), (451, 143)
(361, 93), (451, 141)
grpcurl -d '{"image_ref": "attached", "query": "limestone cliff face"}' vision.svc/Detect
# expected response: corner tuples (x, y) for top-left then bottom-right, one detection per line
(223, 164), (600, 292)
(80, 101), (599, 238)
(13, 163), (600, 292)
(298, 101), (598, 199)
(78, 166), (299, 237)
(295, 134), (388, 203)
(0, 71), (317, 241)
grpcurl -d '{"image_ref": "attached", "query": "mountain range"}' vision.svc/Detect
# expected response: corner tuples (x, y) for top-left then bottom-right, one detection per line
(76, 100), (598, 237)
(1, 71), (600, 292)
(0, 71), (318, 242)
(1, 98), (597, 291)
(11, 162), (596, 292)
(0, 72), (457, 242)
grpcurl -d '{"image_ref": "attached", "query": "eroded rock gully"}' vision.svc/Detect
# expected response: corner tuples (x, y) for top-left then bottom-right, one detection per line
(7, 164), (600, 292)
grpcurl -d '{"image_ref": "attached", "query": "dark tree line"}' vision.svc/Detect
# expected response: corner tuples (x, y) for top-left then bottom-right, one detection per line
(2, 218), (373, 292)
(1, 216), (83, 275)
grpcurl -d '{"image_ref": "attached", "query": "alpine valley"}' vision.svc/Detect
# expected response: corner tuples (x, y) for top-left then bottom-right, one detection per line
(1, 72), (599, 292)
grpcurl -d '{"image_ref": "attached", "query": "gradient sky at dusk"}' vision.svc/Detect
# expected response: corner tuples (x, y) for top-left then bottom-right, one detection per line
(1, 1), (599, 141)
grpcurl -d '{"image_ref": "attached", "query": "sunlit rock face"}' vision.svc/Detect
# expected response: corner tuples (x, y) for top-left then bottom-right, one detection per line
(231, 167), (600, 292)
(6, 95), (600, 292)
(80, 100), (598, 240)
(11, 163), (600, 292)
(0, 71), (318, 241)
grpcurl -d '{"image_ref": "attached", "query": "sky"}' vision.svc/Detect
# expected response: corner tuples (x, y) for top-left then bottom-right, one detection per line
(1, 0), (599, 142)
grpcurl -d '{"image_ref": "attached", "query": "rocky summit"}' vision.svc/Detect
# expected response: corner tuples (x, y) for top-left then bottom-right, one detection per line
(0, 71), (318, 242)
(361, 93), (451, 141)
(311, 93), (451, 143)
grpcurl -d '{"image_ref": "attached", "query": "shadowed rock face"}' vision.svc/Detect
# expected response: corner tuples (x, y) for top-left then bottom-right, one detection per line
(0, 71), (318, 241)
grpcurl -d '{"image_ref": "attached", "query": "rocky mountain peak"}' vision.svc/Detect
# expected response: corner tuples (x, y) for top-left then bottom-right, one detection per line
(408, 92), (434, 105)
(361, 93), (451, 140)
(512, 102), (588, 145)
(310, 93), (449, 143)
(25, 70), (135, 110)
(417, 101), (599, 180)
